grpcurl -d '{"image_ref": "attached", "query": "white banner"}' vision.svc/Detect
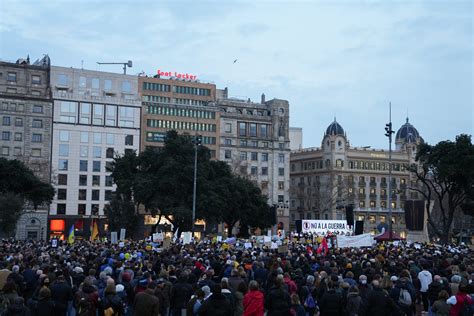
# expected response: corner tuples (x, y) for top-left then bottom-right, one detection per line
(110, 232), (118, 244)
(337, 233), (373, 248)
(119, 228), (126, 241)
(301, 220), (353, 235)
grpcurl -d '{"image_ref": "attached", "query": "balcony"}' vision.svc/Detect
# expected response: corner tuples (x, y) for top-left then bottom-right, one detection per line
(359, 181), (366, 187)
(380, 182), (387, 188)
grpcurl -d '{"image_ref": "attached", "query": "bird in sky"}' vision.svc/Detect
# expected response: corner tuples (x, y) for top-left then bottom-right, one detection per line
(233, 59), (238, 64)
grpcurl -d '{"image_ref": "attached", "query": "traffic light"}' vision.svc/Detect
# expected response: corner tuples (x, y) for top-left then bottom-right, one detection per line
(385, 123), (394, 138)
(195, 135), (202, 145)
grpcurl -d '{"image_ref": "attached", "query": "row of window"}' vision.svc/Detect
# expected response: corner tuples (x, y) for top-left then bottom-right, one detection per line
(58, 159), (110, 172)
(237, 165), (286, 178)
(237, 122), (271, 138)
(349, 160), (407, 172)
(57, 74), (132, 93)
(57, 101), (136, 127)
(142, 82), (171, 92)
(142, 96), (171, 103)
(175, 85), (211, 96)
(293, 175), (406, 187)
(144, 132), (216, 145)
(5, 72), (42, 84)
(224, 139), (274, 149)
(146, 119), (216, 132)
(57, 174), (113, 187)
(56, 203), (105, 215)
(1, 146), (42, 156)
(1, 103), (44, 113)
(146, 105), (216, 119)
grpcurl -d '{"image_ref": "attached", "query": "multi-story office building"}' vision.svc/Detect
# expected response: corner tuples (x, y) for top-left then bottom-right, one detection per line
(217, 92), (291, 232)
(289, 127), (303, 150)
(48, 66), (140, 240)
(139, 76), (219, 157)
(290, 118), (423, 237)
(0, 56), (52, 240)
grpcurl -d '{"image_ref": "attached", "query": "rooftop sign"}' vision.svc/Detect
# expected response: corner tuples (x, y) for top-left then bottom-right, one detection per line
(157, 69), (197, 80)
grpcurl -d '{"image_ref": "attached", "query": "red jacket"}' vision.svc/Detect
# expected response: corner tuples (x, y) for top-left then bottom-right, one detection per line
(449, 293), (473, 316)
(283, 276), (298, 295)
(243, 289), (264, 316)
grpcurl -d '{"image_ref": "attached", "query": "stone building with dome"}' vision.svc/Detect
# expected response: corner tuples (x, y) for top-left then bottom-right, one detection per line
(289, 118), (423, 237)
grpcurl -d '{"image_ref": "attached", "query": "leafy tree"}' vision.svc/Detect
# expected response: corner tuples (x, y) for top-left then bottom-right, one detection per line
(0, 158), (54, 235)
(108, 131), (275, 236)
(409, 134), (473, 242)
(104, 197), (140, 239)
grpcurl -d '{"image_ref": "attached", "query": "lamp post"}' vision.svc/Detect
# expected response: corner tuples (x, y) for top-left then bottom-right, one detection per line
(192, 135), (202, 236)
(385, 102), (394, 240)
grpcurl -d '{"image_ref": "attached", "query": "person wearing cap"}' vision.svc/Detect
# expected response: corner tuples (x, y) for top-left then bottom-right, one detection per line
(133, 281), (160, 316)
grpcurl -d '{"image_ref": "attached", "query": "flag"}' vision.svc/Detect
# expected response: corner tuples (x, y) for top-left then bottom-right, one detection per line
(317, 237), (329, 256)
(68, 224), (75, 244)
(173, 227), (179, 243)
(91, 219), (99, 241)
(306, 245), (313, 256)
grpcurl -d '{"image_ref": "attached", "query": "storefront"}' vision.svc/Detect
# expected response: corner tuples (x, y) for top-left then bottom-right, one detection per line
(47, 216), (107, 240)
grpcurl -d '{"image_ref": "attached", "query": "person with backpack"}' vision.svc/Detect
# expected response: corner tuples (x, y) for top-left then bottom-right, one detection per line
(390, 276), (414, 316)
(75, 277), (99, 316)
(243, 280), (264, 316)
(265, 276), (292, 316)
(300, 275), (318, 316)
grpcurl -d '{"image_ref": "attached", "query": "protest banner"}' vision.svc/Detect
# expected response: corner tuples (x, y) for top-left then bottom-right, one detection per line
(336, 233), (373, 248)
(301, 220), (353, 235)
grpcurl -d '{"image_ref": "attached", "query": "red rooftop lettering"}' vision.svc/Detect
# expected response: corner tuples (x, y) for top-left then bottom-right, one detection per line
(157, 69), (197, 81)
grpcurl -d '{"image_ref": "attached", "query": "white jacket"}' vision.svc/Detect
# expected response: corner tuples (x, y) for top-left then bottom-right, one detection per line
(418, 270), (433, 292)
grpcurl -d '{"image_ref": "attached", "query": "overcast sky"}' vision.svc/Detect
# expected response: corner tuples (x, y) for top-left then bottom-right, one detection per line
(1, 0), (472, 149)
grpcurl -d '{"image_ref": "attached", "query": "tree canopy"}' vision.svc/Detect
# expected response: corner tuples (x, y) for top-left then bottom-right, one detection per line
(0, 158), (55, 235)
(409, 134), (473, 242)
(108, 131), (274, 235)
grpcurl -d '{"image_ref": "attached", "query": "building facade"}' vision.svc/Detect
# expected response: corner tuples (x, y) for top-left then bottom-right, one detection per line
(290, 118), (423, 237)
(48, 66), (140, 240)
(289, 127), (303, 151)
(0, 56), (52, 240)
(217, 92), (291, 233)
(139, 76), (219, 157)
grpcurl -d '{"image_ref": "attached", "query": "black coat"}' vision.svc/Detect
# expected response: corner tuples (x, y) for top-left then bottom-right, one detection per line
(51, 280), (73, 315)
(361, 288), (401, 316)
(264, 286), (291, 316)
(319, 289), (343, 316)
(33, 297), (55, 316)
(170, 281), (193, 309)
(198, 293), (233, 316)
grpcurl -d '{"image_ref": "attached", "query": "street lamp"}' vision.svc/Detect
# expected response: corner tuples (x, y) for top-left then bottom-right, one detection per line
(192, 135), (202, 236)
(385, 102), (394, 240)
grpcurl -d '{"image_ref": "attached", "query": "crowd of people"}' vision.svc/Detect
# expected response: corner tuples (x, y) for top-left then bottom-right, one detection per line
(0, 237), (473, 316)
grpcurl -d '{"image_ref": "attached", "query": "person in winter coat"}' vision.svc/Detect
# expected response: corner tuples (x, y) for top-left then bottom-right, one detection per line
(389, 276), (415, 316)
(198, 284), (233, 316)
(103, 284), (125, 316)
(431, 290), (451, 316)
(290, 293), (306, 316)
(264, 276), (292, 316)
(361, 280), (400, 316)
(283, 273), (298, 295)
(170, 273), (193, 316)
(234, 282), (247, 316)
(50, 274), (73, 316)
(132, 281), (160, 316)
(33, 287), (54, 316)
(243, 280), (264, 316)
(319, 281), (343, 316)
(75, 277), (99, 316)
(3, 296), (28, 316)
(428, 275), (447, 308)
(446, 283), (473, 316)
(345, 286), (361, 316)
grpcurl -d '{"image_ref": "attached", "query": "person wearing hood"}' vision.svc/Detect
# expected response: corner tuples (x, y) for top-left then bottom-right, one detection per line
(198, 284), (233, 316)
